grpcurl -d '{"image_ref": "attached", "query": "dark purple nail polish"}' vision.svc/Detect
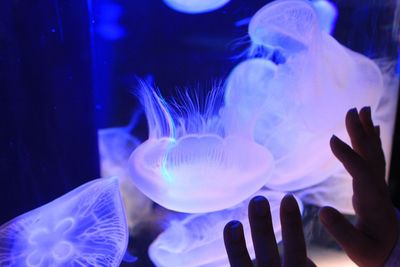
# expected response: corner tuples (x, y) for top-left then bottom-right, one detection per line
(348, 107), (357, 115)
(282, 194), (298, 212)
(229, 220), (242, 241)
(253, 196), (267, 216)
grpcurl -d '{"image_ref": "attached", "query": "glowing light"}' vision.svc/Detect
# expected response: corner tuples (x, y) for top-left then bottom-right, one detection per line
(129, 82), (274, 213)
(0, 177), (128, 266)
(163, 0), (231, 14)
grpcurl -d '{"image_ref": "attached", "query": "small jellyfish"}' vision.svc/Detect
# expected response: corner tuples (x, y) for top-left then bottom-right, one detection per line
(128, 81), (274, 213)
(163, 0), (231, 14)
(98, 109), (153, 232)
(0, 177), (129, 266)
(149, 190), (302, 267)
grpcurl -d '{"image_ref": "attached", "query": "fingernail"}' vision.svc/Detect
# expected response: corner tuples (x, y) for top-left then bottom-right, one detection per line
(228, 220), (242, 241)
(252, 196), (267, 216)
(282, 194), (298, 212)
(348, 107), (358, 116)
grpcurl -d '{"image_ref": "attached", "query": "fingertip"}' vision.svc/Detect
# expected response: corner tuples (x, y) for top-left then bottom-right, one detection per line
(281, 194), (299, 214)
(224, 220), (244, 243)
(249, 195), (269, 217)
(319, 206), (340, 225)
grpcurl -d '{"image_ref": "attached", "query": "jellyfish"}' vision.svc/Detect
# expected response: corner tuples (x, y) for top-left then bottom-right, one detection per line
(162, 0), (231, 14)
(98, 110), (153, 233)
(311, 0), (338, 34)
(149, 190), (303, 267)
(128, 82), (274, 213)
(0, 177), (129, 266)
(223, 0), (384, 191)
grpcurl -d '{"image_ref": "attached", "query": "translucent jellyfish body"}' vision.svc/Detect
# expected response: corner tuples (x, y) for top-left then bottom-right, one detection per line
(311, 0), (338, 34)
(163, 0), (230, 14)
(149, 190), (302, 267)
(129, 83), (274, 213)
(98, 111), (153, 232)
(247, 0), (383, 133)
(0, 177), (128, 266)
(223, 0), (384, 191)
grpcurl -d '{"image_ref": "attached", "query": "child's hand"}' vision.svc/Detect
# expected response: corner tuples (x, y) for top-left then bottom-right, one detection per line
(320, 107), (398, 267)
(223, 195), (316, 267)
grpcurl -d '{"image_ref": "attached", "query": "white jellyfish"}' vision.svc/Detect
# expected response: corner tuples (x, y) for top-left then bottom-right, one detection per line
(163, 0), (231, 14)
(223, 0), (384, 191)
(311, 0), (338, 34)
(128, 82), (274, 213)
(0, 177), (129, 266)
(98, 110), (153, 233)
(149, 190), (302, 267)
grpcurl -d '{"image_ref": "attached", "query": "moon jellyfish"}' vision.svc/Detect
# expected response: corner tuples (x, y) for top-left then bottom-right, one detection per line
(224, 0), (384, 191)
(0, 177), (128, 266)
(163, 0), (230, 14)
(128, 82), (274, 213)
(311, 0), (338, 34)
(149, 190), (302, 267)
(98, 110), (153, 232)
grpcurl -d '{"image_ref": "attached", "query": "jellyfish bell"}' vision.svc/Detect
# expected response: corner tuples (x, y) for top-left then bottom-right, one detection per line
(163, 0), (231, 14)
(129, 82), (274, 213)
(248, 0), (321, 54)
(223, 0), (384, 191)
(0, 177), (129, 266)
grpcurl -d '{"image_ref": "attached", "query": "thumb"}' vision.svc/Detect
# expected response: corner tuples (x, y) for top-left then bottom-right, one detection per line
(319, 207), (369, 261)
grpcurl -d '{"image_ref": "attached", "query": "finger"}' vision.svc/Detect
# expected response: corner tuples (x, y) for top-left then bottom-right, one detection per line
(223, 221), (253, 267)
(358, 106), (375, 136)
(330, 135), (370, 181)
(248, 196), (281, 267)
(345, 108), (369, 158)
(374, 125), (380, 137)
(319, 207), (369, 261)
(358, 107), (386, 174)
(280, 194), (307, 267)
(307, 258), (317, 267)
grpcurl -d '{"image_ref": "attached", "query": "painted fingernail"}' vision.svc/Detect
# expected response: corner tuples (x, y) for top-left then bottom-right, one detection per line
(252, 196), (267, 216)
(348, 107), (358, 116)
(282, 194), (298, 212)
(228, 220), (242, 241)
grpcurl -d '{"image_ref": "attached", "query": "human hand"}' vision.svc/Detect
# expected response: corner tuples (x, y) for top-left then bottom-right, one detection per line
(320, 106), (398, 267)
(223, 194), (316, 267)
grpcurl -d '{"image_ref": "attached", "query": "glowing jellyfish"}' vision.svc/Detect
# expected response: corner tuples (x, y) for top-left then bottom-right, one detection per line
(149, 190), (302, 267)
(223, 0), (384, 191)
(98, 110), (153, 232)
(163, 0), (230, 14)
(0, 177), (128, 266)
(311, 0), (338, 34)
(128, 82), (274, 213)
